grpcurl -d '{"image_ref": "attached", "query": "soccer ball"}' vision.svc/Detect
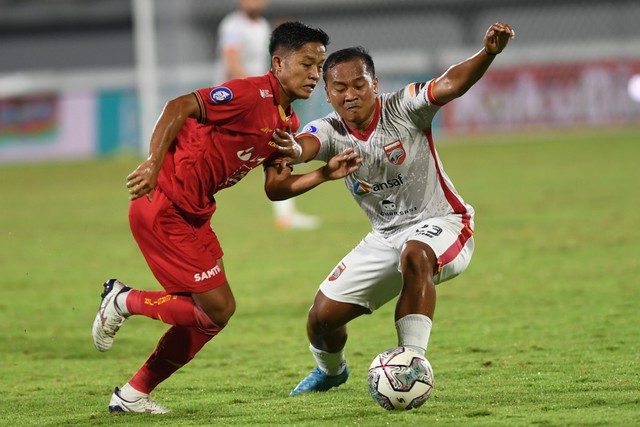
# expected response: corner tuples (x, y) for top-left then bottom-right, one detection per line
(367, 346), (434, 410)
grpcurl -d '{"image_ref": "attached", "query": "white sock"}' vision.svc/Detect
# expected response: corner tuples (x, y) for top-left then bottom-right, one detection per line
(309, 344), (346, 376)
(115, 291), (130, 317)
(395, 314), (432, 355)
(119, 382), (148, 401)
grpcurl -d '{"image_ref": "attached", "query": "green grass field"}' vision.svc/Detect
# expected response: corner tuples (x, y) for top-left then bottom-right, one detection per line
(1, 128), (639, 426)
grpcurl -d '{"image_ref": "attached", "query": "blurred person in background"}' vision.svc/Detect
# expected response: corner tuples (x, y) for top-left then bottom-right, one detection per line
(219, 0), (321, 230)
(265, 22), (515, 395)
(91, 22), (346, 414)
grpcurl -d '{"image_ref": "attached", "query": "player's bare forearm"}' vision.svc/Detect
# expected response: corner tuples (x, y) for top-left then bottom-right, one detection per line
(432, 21), (514, 104)
(264, 148), (360, 201)
(127, 94), (200, 201)
(265, 167), (330, 201)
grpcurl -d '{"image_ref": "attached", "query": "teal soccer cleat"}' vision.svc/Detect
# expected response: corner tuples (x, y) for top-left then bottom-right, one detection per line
(290, 366), (350, 396)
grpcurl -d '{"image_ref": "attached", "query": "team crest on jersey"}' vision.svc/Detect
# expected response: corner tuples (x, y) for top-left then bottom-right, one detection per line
(302, 124), (317, 134)
(210, 87), (233, 103)
(328, 262), (346, 282)
(383, 140), (406, 165)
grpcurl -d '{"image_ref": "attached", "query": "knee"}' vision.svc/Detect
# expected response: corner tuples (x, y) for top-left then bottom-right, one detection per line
(205, 297), (236, 327)
(215, 300), (236, 326)
(307, 305), (323, 331)
(307, 305), (335, 334)
(401, 241), (437, 278)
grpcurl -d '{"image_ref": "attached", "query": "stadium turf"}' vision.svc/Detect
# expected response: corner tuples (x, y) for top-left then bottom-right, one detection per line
(0, 127), (638, 426)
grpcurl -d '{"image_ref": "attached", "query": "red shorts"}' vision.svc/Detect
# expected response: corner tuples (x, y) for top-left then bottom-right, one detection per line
(129, 188), (227, 294)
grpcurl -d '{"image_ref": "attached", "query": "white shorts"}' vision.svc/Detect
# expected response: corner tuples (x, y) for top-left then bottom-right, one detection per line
(319, 215), (474, 312)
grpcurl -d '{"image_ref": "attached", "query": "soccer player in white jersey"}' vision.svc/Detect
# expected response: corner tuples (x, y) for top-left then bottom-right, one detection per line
(219, 0), (321, 230)
(264, 21), (515, 395)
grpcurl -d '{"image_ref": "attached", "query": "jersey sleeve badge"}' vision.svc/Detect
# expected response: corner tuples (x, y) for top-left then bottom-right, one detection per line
(210, 87), (233, 104)
(301, 124), (318, 134)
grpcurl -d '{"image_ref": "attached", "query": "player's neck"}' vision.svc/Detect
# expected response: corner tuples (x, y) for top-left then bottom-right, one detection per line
(349, 108), (377, 133)
(351, 114), (375, 133)
(273, 74), (294, 110)
(242, 10), (262, 21)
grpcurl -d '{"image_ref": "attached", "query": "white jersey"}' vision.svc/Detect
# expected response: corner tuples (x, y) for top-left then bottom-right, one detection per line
(218, 11), (271, 78)
(299, 80), (474, 237)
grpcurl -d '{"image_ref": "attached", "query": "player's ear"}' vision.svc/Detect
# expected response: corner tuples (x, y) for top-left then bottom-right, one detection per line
(272, 55), (284, 74)
(373, 77), (379, 94)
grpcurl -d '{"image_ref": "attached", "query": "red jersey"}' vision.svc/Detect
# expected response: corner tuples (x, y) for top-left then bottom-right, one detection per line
(156, 71), (299, 218)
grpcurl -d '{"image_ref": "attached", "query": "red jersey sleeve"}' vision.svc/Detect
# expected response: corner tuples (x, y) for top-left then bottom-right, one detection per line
(192, 79), (256, 126)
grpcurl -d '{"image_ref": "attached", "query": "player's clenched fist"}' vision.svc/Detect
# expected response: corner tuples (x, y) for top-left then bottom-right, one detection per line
(484, 22), (515, 55)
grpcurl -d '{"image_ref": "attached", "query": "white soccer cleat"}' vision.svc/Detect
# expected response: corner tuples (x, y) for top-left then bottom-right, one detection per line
(108, 387), (170, 414)
(92, 279), (130, 352)
(276, 211), (321, 230)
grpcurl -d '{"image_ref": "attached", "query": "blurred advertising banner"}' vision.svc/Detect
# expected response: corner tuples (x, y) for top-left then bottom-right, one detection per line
(0, 93), (94, 163)
(0, 95), (58, 140)
(440, 59), (640, 135)
(0, 89), (138, 164)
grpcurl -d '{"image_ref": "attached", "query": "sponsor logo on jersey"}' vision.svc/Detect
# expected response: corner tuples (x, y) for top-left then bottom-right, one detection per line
(259, 89), (273, 98)
(353, 173), (405, 196)
(221, 151), (267, 189)
(194, 265), (222, 282)
(328, 262), (346, 282)
(381, 200), (397, 212)
(261, 127), (273, 134)
(353, 181), (372, 195)
(210, 87), (233, 103)
(383, 140), (406, 165)
(302, 124), (318, 134)
(379, 199), (418, 217)
(237, 147), (254, 161)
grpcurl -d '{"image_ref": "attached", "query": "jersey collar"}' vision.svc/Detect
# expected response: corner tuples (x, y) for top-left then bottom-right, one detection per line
(341, 98), (381, 141)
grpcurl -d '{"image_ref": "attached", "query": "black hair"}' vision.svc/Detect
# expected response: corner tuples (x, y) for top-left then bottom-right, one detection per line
(322, 46), (375, 83)
(268, 21), (330, 55)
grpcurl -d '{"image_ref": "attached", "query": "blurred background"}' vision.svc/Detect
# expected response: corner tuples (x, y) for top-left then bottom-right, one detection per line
(0, 0), (638, 164)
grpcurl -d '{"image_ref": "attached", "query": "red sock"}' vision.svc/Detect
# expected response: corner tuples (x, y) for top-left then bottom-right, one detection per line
(125, 290), (213, 330)
(128, 325), (222, 394)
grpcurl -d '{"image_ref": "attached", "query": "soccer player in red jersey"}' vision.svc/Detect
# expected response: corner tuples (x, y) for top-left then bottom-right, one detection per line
(91, 21), (356, 414)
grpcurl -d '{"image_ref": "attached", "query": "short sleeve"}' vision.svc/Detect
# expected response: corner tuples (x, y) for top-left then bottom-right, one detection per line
(297, 118), (337, 163)
(192, 79), (254, 126)
(401, 79), (442, 130)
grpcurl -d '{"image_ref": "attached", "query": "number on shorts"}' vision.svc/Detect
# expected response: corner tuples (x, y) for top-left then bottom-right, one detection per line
(416, 224), (442, 238)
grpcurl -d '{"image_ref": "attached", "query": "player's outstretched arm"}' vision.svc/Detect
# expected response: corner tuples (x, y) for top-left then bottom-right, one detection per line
(431, 21), (515, 105)
(126, 94), (201, 201)
(264, 146), (361, 201)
